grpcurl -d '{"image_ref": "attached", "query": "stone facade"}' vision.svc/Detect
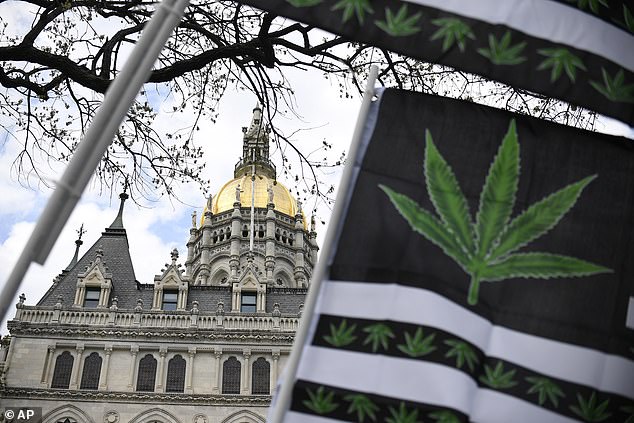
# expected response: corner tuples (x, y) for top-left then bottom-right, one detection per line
(0, 107), (316, 423)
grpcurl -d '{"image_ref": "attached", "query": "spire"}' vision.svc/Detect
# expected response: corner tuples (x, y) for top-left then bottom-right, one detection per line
(108, 181), (129, 231)
(235, 104), (275, 179)
(64, 224), (86, 271)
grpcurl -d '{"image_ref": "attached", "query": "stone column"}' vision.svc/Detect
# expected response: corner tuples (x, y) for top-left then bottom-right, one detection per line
(99, 346), (113, 390)
(69, 345), (84, 389)
(271, 350), (280, 393)
(241, 349), (251, 394)
(156, 347), (167, 392)
(41, 345), (55, 385)
(127, 346), (139, 390)
(185, 347), (196, 394)
(213, 348), (222, 393)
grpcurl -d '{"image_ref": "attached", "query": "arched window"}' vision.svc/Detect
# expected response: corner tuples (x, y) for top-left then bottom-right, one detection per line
(79, 352), (102, 390)
(165, 354), (186, 393)
(51, 351), (74, 389)
(251, 357), (270, 395)
(136, 354), (157, 392)
(222, 356), (241, 394)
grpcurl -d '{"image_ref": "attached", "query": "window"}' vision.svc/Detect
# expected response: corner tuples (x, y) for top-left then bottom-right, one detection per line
(83, 287), (100, 308)
(79, 352), (102, 390)
(251, 357), (270, 395)
(222, 356), (241, 394)
(136, 354), (157, 392)
(165, 355), (186, 393)
(51, 351), (74, 389)
(240, 292), (256, 313)
(162, 290), (178, 311)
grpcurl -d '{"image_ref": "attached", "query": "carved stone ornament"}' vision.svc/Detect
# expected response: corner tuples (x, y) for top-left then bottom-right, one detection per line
(103, 411), (119, 423)
(193, 414), (208, 423)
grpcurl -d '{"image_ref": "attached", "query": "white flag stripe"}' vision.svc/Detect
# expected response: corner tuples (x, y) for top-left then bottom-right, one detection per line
(284, 411), (342, 423)
(297, 346), (579, 423)
(318, 281), (634, 398)
(404, 0), (634, 72)
(470, 389), (580, 423)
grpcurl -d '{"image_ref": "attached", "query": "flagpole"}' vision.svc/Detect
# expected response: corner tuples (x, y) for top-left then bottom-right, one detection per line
(0, 0), (190, 323)
(268, 65), (379, 423)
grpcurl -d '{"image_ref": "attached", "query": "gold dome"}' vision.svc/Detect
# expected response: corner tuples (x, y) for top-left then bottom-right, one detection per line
(203, 174), (303, 224)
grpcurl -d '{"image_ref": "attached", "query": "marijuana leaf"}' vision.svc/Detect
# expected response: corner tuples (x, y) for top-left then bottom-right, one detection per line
(570, 391), (611, 422)
(477, 31), (526, 65)
(332, 0), (374, 24)
(386, 402), (421, 423)
(431, 17), (475, 52)
(375, 4), (422, 37)
(363, 323), (395, 352)
(380, 119), (611, 306)
(526, 376), (565, 407)
(428, 410), (461, 423)
(590, 68), (634, 103)
(444, 339), (480, 372)
(324, 319), (357, 347)
(397, 327), (436, 357)
(538, 48), (587, 83)
(287, 0), (322, 6)
(621, 404), (634, 423)
(303, 386), (339, 414)
(566, 0), (608, 14)
(479, 361), (518, 389)
(344, 393), (380, 422)
(624, 5), (634, 32)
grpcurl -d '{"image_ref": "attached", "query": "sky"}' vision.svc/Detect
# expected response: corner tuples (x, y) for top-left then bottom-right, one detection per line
(1, 1), (634, 334)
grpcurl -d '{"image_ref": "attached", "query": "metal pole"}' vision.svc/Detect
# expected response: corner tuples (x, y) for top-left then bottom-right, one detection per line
(0, 0), (191, 322)
(267, 65), (379, 423)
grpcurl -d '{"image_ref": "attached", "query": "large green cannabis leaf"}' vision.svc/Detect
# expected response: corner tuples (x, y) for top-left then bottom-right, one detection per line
(303, 386), (340, 414)
(380, 119), (611, 305)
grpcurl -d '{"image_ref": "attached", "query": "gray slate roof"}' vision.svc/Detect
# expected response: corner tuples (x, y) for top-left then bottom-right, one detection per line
(37, 225), (139, 308)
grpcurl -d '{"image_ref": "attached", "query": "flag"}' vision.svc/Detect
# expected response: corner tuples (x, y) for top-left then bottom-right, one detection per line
(240, 0), (634, 126)
(284, 88), (634, 422)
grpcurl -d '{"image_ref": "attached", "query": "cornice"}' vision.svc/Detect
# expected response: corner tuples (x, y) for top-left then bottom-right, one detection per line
(0, 387), (272, 406)
(8, 326), (295, 344)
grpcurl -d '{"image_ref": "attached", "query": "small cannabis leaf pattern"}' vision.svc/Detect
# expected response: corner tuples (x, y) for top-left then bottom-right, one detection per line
(479, 361), (518, 389)
(444, 339), (479, 371)
(286, 0), (322, 7)
(332, 0), (374, 24)
(428, 410), (461, 423)
(570, 392), (611, 422)
(590, 68), (634, 103)
(386, 402), (421, 423)
(324, 319), (357, 347)
(526, 376), (566, 407)
(375, 4), (422, 37)
(477, 31), (526, 65)
(623, 5), (634, 32)
(303, 386), (339, 414)
(566, 0), (608, 14)
(621, 404), (634, 423)
(363, 322), (395, 352)
(380, 119), (611, 305)
(397, 327), (436, 357)
(431, 18), (475, 52)
(344, 393), (380, 422)
(538, 48), (587, 83)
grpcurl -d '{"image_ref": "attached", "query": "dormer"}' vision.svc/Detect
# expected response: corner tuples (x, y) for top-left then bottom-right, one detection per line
(152, 249), (189, 311)
(231, 257), (266, 313)
(73, 247), (112, 308)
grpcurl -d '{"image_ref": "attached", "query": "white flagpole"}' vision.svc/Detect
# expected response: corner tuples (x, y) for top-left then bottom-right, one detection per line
(268, 65), (379, 423)
(0, 0), (191, 322)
